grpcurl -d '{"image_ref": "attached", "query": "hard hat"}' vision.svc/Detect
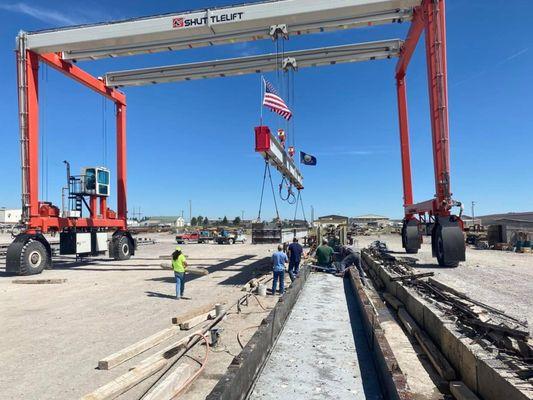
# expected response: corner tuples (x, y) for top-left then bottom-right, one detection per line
(175, 246), (182, 251)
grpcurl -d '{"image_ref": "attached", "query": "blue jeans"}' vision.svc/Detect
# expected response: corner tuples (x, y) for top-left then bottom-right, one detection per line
(272, 270), (285, 294)
(288, 261), (300, 282)
(175, 272), (185, 299)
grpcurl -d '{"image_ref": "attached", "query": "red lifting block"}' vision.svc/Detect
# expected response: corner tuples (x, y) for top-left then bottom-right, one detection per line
(255, 126), (271, 152)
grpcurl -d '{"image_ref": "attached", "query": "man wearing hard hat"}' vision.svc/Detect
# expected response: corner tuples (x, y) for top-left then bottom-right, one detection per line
(172, 246), (188, 300)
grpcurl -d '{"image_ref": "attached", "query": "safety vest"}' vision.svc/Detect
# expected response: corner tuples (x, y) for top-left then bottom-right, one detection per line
(172, 254), (186, 273)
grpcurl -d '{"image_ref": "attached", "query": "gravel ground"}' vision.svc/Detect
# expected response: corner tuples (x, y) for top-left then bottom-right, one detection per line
(356, 234), (533, 333)
(0, 233), (281, 400)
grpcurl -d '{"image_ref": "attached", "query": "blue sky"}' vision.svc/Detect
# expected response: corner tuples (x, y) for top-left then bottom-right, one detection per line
(0, 0), (531, 221)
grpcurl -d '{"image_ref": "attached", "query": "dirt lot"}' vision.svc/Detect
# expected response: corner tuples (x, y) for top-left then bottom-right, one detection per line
(356, 234), (533, 333)
(0, 233), (282, 400)
(1, 231), (531, 399)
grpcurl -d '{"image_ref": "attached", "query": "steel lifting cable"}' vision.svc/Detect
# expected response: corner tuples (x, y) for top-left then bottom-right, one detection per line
(292, 189), (300, 223)
(267, 162), (281, 221)
(292, 190), (308, 225)
(257, 161), (268, 220)
(257, 160), (280, 222)
(299, 190), (307, 222)
(279, 177), (296, 204)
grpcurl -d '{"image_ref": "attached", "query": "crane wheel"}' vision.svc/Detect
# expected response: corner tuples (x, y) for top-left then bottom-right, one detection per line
(401, 219), (421, 254)
(6, 235), (51, 275)
(110, 234), (132, 260)
(432, 217), (465, 267)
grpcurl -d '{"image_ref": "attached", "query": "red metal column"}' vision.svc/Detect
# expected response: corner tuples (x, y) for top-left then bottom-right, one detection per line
(396, 76), (414, 211)
(89, 196), (97, 218)
(26, 51), (40, 220)
(116, 103), (127, 221)
(99, 197), (107, 218)
(424, 0), (451, 215)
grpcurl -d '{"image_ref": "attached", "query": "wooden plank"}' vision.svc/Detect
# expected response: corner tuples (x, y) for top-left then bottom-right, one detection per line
(397, 307), (419, 336)
(179, 311), (216, 330)
(414, 329), (456, 381)
(144, 363), (192, 400)
(382, 293), (404, 311)
(98, 326), (180, 370)
(12, 278), (67, 284)
(390, 272), (434, 281)
(81, 358), (168, 400)
(159, 263), (208, 275)
(82, 332), (199, 400)
(171, 304), (215, 325)
(449, 381), (480, 400)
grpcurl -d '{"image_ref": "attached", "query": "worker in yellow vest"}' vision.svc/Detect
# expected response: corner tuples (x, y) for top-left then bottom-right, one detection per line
(172, 246), (188, 300)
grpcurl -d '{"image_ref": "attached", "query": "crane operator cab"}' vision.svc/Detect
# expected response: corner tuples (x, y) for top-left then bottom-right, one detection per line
(59, 164), (133, 262)
(6, 162), (135, 276)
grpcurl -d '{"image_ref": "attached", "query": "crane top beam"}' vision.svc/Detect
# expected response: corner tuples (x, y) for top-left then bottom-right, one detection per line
(22, 0), (420, 60)
(104, 39), (403, 87)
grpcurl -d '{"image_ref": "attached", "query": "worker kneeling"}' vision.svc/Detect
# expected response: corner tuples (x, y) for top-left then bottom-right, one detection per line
(172, 246), (188, 300)
(271, 244), (288, 295)
(335, 245), (363, 278)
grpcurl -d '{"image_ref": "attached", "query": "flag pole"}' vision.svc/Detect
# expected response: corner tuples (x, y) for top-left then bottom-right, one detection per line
(260, 75), (264, 126)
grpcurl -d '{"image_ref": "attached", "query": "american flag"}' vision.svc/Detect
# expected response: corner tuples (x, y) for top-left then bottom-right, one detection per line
(262, 78), (292, 120)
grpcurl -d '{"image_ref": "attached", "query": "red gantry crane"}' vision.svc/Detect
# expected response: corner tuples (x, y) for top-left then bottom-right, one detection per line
(8, 0), (465, 275)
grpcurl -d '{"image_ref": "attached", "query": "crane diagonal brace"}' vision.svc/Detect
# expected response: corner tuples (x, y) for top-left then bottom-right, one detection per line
(23, 0), (417, 60)
(255, 126), (303, 190)
(104, 39), (403, 87)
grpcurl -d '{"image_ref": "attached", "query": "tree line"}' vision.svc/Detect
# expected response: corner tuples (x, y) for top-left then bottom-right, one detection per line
(190, 216), (242, 227)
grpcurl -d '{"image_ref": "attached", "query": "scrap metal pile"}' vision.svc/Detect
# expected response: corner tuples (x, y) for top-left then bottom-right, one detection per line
(366, 241), (533, 382)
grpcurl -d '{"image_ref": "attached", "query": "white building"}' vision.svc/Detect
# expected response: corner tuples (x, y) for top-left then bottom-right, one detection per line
(0, 208), (22, 224)
(351, 214), (390, 227)
(175, 216), (185, 228)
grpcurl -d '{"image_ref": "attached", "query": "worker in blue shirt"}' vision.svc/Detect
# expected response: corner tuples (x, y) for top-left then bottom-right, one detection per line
(287, 237), (303, 282)
(271, 244), (288, 295)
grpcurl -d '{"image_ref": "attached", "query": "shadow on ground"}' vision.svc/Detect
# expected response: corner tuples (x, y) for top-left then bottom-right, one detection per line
(343, 277), (384, 399)
(144, 255), (272, 299)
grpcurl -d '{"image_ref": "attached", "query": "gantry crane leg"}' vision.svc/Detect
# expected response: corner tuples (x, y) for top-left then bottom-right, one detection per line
(396, 0), (465, 266)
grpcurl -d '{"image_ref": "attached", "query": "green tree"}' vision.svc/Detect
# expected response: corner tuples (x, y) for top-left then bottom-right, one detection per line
(203, 217), (209, 226)
(191, 217), (197, 226)
(233, 216), (241, 226)
(222, 216), (228, 225)
(197, 215), (203, 226)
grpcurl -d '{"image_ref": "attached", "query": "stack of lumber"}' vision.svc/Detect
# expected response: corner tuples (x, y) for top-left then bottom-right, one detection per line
(82, 305), (218, 400)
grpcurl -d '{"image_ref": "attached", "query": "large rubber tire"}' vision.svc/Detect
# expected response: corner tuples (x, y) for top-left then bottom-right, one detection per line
(6, 235), (51, 276)
(435, 229), (457, 267)
(18, 239), (49, 275)
(111, 235), (132, 260)
(433, 218), (465, 268)
(402, 219), (421, 254)
(229, 238), (235, 245)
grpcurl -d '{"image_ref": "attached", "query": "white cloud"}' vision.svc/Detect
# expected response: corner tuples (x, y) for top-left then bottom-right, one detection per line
(0, 2), (80, 25)
(0, 2), (115, 26)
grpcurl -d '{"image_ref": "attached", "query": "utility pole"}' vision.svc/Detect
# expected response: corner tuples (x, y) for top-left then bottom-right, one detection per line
(189, 200), (192, 224)
(471, 201), (476, 230)
(241, 210), (244, 221)
(310, 205), (314, 223)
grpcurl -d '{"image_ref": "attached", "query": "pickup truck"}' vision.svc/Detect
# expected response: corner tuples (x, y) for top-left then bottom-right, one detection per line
(175, 232), (199, 244)
(215, 230), (247, 245)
